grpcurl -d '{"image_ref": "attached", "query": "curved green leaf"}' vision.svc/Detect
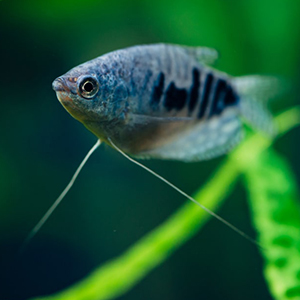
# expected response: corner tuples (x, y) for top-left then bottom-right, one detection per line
(245, 149), (300, 300)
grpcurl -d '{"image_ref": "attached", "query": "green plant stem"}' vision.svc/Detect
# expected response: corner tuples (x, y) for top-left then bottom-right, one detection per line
(32, 107), (300, 300)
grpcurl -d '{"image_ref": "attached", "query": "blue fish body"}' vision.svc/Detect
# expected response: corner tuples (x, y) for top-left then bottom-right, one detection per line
(53, 44), (276, 161)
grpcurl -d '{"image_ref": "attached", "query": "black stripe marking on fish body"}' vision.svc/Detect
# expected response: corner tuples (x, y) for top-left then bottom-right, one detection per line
(164, 82), (188, 111)
(188, 68), (201, 114)
(209, 78), (227, 117)
(198, 73), (214, 119)
(224, 85), (239, 106)
(150, 72), (165, 107)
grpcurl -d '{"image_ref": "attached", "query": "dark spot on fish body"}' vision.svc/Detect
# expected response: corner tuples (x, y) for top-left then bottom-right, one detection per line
(150, 72), (165, 108)
(209, 78), (227, 117)
(198, 73), (214, 119)
(224, 85), (239, 106)
(164, 82), (187, 111)
(188, 68), (200, 114)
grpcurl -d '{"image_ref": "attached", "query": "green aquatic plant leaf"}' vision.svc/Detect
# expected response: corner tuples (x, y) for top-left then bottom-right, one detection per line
(31, 107), (300, 300)
(245, 149), (300, 300)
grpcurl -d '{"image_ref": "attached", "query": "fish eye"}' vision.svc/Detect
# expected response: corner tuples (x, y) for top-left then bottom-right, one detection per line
(78, 76), (99, 99)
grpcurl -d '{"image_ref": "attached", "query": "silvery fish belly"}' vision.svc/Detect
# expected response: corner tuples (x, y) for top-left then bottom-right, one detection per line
(52, 44), (276, 162)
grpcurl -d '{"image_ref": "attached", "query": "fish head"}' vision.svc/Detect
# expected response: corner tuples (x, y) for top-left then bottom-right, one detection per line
(52, 62), (105, 122)
(52, 59), (128, 139)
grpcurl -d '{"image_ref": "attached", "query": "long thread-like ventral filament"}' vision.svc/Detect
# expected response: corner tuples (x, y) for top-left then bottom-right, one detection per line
(20, 139), (101, 253)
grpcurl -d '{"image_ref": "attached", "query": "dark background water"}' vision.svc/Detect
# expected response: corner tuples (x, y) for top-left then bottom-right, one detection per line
(0, 0), (299, 299)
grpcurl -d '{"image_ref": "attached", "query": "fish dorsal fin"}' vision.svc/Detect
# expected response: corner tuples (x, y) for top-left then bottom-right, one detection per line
(183, 46), (219, 65)
(135, 110), (242, 162)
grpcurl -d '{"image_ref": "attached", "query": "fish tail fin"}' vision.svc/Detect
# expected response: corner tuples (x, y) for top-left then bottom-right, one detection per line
(232, 75), (284, 136)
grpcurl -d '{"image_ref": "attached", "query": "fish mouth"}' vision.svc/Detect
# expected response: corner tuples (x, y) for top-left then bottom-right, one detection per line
(52, 77), (71, 93)
(53, 77), (76, 110)
(52, 76), (74, 105)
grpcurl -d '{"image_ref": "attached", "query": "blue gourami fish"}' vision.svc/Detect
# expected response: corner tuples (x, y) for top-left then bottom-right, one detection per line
(52, 43), (276, 161)
(22, 44), (279, 250)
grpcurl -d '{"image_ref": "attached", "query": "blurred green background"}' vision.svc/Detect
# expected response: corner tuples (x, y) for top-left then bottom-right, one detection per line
(0, 0), (299, 299)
